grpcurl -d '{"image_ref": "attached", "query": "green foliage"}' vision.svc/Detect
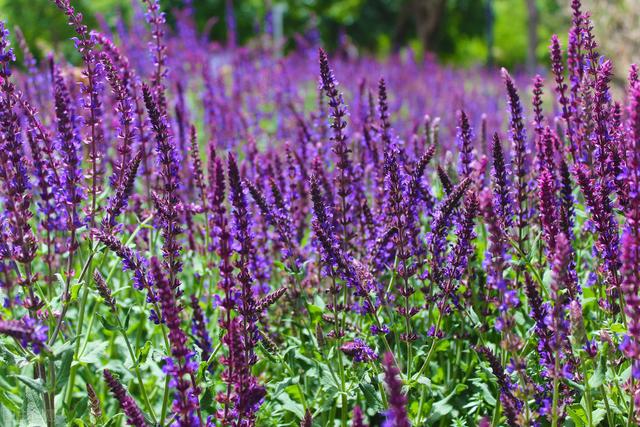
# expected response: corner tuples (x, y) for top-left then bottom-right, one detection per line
(0, 0), (569, 67)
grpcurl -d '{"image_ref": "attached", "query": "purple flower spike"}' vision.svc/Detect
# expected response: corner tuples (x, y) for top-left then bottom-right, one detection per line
(382, 352), (410, 427)
(150, 258), (201, 426)
(103, 369), (148, 427)
(456, 110), (474, 178)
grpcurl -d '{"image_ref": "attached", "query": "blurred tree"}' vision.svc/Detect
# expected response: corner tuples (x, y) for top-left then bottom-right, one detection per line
(0, 0), (569, 69)
(526, 0), (539, 72)
(0, 0), (130, 61)
(582, 0), (640, 85)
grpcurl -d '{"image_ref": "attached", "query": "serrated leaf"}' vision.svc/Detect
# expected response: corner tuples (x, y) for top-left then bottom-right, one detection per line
(359, 382), (383, 412)
(13, 375), (45, 394)
(427, 390), (455, 422)
(610, 323), (626, 334)
(19, 388), (46, 427)
(136, 341), (152, 366)
(0, 389), (20, 415)
(278, 392), (305, 419)
(591, 408), (606, 426)
(589, 354), (606, 389)
(566, 404), (587, 427)
(78, 341), (108, 364)
(97, 314), (119, 331)
(56, 350), (73, 393)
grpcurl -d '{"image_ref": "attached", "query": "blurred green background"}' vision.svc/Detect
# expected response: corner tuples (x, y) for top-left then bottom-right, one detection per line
(0, 0), (625, 71)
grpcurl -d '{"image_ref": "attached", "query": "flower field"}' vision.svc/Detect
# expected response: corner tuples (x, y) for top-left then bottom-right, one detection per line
(1, 0), (640, 426)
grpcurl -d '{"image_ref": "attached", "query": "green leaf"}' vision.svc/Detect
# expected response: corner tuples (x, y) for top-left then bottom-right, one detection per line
(589, 354), (606, 389)
(278, 392), (305, 419)
(78, 341), (109, 365)
(427, 390), (455, 423)
(359, 382), (383, 412)
(566, 404), (587, 427)
(0, 389), (20, 415)
(136, 341), (152, 366)
(19, 388), (46, 427)
(13, 375), (45, 394)
(56, 350), (73, 393)
(610, 323), (626, 334)
(97, 314), (119, 331)
(591, 408), (606, 426)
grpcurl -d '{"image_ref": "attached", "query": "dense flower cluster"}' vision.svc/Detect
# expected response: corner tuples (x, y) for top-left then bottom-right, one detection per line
(2, 1), (640, 426)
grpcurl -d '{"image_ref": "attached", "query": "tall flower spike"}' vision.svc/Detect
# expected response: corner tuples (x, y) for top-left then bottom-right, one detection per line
(150, 258), (201, 426)
(621, 83), (640, 383)
(490, 133), (513, 228)
(574, 164), (620, 296)
(94, 270), (116, 312)
(442, 194), (478, 309)
(227, 154), (265, 422)
(502, 68), (528, 249)
(532, 75), (545, 135)
(143, 83), (182, 290)
(382, 352), (410, 427)
(87, 383), (102, 423)
(53, 63), (84, 232)
(426, 177), (472, 292)
(100, 49), (136, 188)
(0, 23), (37, 266)
(549, 35), (574, 154)
(190, 295), (212, 363)
(456, 110), (474, 178)
(593, 60), (613, 181)
(142, 0), (168, 113)
(319, 48), (353, 247)
(537, 167), (559, 254)
(53, 0), (105, 227)
(189, 125), (207, 210)
(475, 346), (520, 427)
(103, 369), (148, 427)
(102, 149), (142, 230)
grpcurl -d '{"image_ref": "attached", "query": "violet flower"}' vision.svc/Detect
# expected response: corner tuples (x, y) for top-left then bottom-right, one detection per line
(150, 257), (201, 426)
(340, 339), (377, 362)
(501, 68), (528, 247)
(620, 82), (640, 385)
(382, 352), (410, 427)
(456, 110), (474, 178)
(490, 133), (513, 228)
(352, 405), (368, 427)
(53, 64), (83, 230)
(54, 0), (105, 226)
(0, 316), (48, 354)
(318, 48), (354, 247)
(0, 23), (37, 267)
(103, 369), (148, 427)
(475, 346), (521, 427)
(190, 295), (212, 363)
(549, 35), (575, 154)
(102, 149), (142, 230)
(143, 84), (183, 290)
(100, 49), (137, 188)
(228, 154), (265, 423)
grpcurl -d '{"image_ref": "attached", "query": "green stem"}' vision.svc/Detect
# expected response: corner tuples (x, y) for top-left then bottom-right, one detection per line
(628, 378), (635, 427)
(582, 356), (593, 427)
(601, 384), (614, 427)
(551, 355), (560, 427)
(412, 311), (443, 383)
(115, 313), (157, 422)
